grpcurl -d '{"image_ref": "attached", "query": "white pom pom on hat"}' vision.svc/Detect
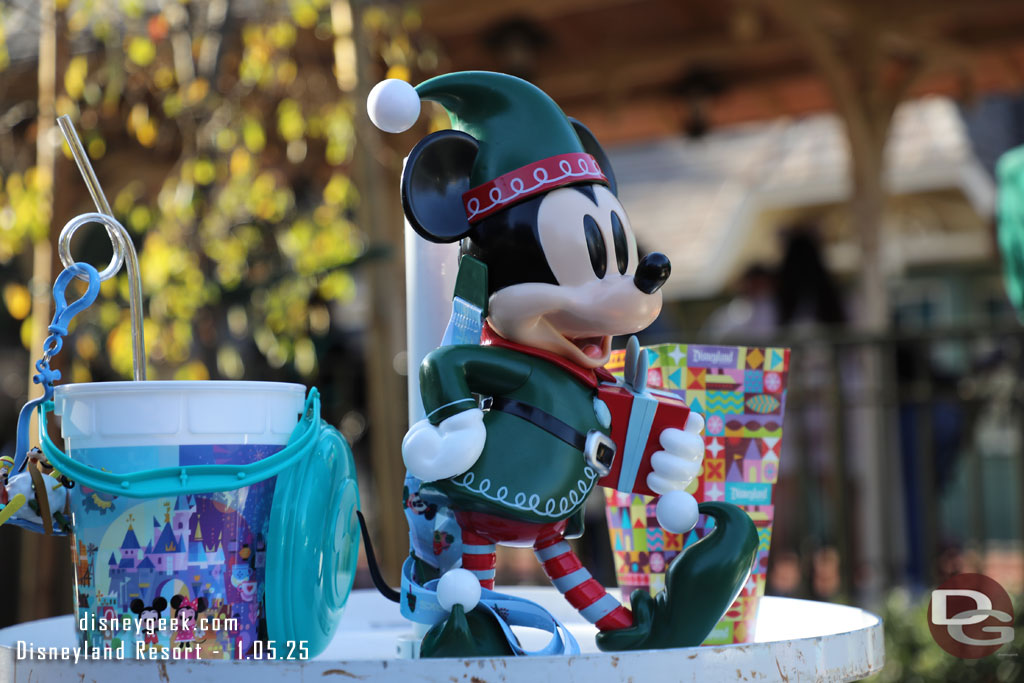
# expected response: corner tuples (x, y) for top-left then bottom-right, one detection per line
(436, 568), (481, 612)
(367, 79), (421, 133)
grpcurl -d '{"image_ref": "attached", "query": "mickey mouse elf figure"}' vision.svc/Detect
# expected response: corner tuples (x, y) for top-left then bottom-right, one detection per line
(368, 71), (758, 655)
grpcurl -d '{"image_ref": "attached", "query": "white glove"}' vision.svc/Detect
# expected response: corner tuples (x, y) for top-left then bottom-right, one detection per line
(646, 411), (705, 495)
(649, 412), (705, 533)
(402, 408), (486, 482)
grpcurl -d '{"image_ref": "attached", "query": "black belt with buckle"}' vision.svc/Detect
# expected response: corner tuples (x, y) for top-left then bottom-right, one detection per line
(485, 396), (616, 476)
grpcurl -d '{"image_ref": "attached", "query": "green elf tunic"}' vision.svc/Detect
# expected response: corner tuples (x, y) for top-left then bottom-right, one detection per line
(418, 326), (614, 527)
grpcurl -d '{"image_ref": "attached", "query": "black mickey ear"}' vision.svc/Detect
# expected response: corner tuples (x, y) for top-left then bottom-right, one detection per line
(401, 129), (480, 244)
(171, 595), (183, 611)
(130, 598), (144, 615)
(569, 118), (617, 196)
(153, 597), (167, 613)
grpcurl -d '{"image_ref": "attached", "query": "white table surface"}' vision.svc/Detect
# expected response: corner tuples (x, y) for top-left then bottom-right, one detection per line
(0, 588), (884, 682)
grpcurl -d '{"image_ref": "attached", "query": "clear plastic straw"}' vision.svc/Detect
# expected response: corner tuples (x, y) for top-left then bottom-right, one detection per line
(56, 115), (147, 381)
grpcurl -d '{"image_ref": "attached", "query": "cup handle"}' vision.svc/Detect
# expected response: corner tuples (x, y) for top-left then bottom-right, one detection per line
(38, 388), (322, 498)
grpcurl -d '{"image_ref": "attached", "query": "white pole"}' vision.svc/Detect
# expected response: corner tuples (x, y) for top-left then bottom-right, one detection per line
(402, 214), (458, 653)
(404, 218), (460, 424)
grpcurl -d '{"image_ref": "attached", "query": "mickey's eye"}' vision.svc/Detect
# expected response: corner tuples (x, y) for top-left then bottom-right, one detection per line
(611, 211), (628, 275)
(584, 214), (607, 278)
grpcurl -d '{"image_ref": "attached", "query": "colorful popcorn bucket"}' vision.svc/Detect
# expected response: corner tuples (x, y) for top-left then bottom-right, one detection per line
(604, 344), (789, 644)
(54, 381), (306, 659)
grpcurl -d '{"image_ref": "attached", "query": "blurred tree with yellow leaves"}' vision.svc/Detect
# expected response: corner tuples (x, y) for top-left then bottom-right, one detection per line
(0, 0), (435, 387)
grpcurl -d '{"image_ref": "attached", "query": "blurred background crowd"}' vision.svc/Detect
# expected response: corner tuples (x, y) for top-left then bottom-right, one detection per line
(1, 1), (1024, 679)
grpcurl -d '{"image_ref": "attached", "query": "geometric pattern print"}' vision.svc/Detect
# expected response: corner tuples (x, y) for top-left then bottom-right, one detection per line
(604, 343), (790, 645)
(706, 391), (745, 413)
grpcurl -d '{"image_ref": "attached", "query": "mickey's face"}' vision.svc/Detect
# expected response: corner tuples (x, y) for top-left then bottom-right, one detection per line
(401, 117), (671, 368)
(130, 597), (167, 633)
(485, 184), (665, 368)
(140, 609), (159, 631)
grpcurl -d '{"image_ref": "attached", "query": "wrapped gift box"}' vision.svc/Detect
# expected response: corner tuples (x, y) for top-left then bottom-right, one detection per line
(596, 383), (691, 497)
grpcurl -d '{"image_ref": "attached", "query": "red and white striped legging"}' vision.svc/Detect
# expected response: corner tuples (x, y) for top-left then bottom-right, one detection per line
(458, 525), (633, 631)
(533, 531), (633, 630)
(460, 528), (498, 589)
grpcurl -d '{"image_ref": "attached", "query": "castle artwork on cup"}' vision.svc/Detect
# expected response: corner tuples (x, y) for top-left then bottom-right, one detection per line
(70, 444), (278, 659)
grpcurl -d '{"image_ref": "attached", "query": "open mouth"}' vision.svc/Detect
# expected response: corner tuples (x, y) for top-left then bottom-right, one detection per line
(570, 335), (611, 360)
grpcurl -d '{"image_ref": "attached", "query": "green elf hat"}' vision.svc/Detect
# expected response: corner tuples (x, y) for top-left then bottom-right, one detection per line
(367, 71), (608, 223)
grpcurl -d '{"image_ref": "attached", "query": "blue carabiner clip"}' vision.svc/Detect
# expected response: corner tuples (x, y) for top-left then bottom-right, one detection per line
(13, 262), (101, 475)
(47, 262), (102, 338)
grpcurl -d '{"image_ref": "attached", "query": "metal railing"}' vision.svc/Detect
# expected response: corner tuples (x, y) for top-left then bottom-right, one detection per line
(710, 322), (1024, 605)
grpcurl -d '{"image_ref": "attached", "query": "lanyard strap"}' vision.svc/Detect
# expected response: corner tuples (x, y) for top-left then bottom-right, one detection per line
(399, 556), (580, 656)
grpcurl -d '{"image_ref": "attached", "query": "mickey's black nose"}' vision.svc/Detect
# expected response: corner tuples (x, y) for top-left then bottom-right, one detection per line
(634, 252), (671, 294)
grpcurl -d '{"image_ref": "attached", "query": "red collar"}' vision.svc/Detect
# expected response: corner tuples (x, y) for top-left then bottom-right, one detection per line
(481, 324), (615, 389)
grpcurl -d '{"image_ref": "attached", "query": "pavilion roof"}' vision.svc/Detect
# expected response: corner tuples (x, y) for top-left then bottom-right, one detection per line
(421, 0), (1024, 145)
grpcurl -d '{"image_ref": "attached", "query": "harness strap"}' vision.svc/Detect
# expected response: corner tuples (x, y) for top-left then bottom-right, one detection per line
(26, 463), (52, 536)
(488, 396), (586, 451)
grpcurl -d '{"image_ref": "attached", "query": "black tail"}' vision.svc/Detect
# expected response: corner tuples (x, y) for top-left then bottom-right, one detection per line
(356, 510), (401, 603)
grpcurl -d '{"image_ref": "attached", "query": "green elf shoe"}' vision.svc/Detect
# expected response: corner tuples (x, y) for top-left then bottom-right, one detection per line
(596, 502), (759, 652)
(420, 604), (518, 658)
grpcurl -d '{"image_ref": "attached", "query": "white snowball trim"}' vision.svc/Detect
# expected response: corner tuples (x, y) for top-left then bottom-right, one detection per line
(436, 568), (482, 612)
(367, 79), (421, 133)
(656, 490), (699, 534)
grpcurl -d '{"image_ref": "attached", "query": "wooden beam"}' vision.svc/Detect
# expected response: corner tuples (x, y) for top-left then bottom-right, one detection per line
(20, 0), (76, 625)
(814, 0), (1024, 82)
(535, 37), (802, 101)
(826, 0), (1024, 29)
(342, 0), (410, 585)
(421, 0), (647, 36)
(546, 39), (1024, 143)
(423, 0), (1024, 125)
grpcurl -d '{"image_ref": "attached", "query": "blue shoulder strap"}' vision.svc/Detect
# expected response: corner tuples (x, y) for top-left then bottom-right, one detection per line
(440, 255), (488, 346)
